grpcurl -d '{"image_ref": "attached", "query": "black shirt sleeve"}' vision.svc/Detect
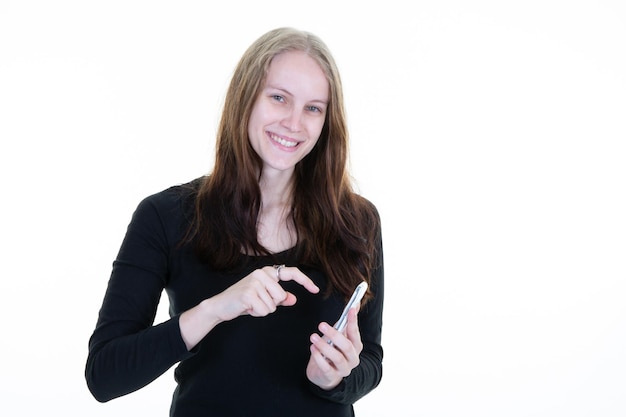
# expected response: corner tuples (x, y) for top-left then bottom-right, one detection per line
(85, 193), (193, 402)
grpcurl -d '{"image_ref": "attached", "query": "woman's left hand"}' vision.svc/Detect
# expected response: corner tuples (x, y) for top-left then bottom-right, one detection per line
(306, 308), (363, 390)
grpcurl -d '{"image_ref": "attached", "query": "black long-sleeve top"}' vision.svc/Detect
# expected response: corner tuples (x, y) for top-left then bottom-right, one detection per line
(85, 181), (384, 416)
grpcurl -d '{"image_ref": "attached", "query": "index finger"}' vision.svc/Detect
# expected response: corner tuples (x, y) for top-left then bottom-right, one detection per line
(277, 266), (320, 294)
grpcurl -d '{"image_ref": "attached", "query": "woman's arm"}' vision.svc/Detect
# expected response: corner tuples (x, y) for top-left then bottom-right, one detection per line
(85, 195), (192, 402)
(86, 193), (321, 401)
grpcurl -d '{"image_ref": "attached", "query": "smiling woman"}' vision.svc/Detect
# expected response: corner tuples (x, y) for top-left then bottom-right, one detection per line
(247, 50), (331, 253)
(84, 27), (384, 417)
(247, 50), (329, 176)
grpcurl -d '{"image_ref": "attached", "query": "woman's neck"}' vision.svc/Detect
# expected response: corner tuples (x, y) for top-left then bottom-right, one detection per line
(257, 169), (296, 253)
(258, 167), (294, 207)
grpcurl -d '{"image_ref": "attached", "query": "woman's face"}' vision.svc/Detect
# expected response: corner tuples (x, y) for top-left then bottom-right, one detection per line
(248, 50), (329, 176)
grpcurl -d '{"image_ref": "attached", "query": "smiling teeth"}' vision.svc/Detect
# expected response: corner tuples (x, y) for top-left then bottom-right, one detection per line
(270, 134), (297, 148)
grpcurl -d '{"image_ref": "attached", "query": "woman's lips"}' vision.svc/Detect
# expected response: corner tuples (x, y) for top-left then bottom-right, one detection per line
(269, 132), (298, 148)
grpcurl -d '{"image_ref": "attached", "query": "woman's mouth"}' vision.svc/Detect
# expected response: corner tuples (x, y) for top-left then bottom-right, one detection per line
(269, 133), (298, 148)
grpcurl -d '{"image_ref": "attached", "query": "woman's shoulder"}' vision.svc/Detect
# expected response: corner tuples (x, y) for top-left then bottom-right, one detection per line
(136, 177), (204, 220)
(349, 192), (381, 221)
(144, 177), (202, 203)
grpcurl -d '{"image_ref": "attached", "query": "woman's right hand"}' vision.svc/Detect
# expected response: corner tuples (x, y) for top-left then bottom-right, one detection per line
(215, 265), (320, 320)
(179, 266), (319, 350)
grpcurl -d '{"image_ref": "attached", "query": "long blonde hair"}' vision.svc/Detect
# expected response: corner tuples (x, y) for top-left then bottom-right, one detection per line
(191, 28), (380, 300)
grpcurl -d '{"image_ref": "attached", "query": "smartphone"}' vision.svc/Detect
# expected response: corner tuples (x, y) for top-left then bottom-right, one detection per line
(333, 281), (368, 333)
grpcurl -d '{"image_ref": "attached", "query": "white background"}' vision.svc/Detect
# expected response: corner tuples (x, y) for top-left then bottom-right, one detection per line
(1, 1), (625, 416)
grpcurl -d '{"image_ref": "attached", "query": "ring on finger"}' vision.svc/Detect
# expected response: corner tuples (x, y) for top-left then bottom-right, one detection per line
(273, 264), (285, 280)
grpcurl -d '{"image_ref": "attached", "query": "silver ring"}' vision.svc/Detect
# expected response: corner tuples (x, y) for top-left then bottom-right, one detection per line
(273, 264), (285, 280)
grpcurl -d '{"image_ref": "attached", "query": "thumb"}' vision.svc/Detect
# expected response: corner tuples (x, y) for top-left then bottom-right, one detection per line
(346, 308), (361, 339)
(279, 292), (297, 307)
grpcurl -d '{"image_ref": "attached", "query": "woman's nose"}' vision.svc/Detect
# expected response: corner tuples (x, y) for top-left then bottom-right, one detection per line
(281, 108), (303, 132)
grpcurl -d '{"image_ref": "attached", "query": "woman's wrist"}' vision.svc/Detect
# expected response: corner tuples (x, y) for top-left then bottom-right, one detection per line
(179, 297), (223, 350)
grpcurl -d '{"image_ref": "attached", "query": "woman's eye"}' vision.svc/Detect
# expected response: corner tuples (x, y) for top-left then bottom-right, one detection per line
(307, 105), (322, 113)
(272, 95), (285, 102)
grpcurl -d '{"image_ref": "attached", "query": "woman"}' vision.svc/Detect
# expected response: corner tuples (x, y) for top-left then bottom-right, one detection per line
(86, 27), (384, 416)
